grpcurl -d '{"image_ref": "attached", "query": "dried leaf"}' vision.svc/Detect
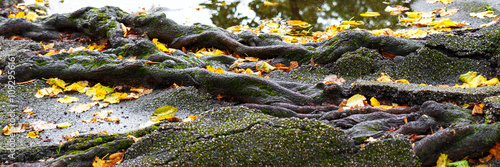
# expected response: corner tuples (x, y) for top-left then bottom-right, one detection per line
(68, 103), (92, 113)
(323, 75), (345, 85)
(489, 142), (500, 159)
(3, 123), (28, 135)
(472, 103), (484, 115)
(104, 116), (119, 123)
(377, 73), (393, 82)
(64, 82), (87, 93)
(30, 121), (56, 131)
(93, 110), (113, 119)
(289, 61), (299, 70)
(256, 61), (276, 72)
(182, 115), (198, 122)
(57, 96), (79, 103)
(82, 117), (98, 123)
(127, 135), (141, 142)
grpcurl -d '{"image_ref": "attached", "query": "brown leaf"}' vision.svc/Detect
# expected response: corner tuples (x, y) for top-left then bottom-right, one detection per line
(489, 142), (500, 159)
(472, 103), (484, 115)
(381, 51), (397, 59)
(289, 61), (299, 70)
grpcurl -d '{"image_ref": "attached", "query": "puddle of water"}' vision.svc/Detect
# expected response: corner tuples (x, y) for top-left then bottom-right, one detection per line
(24, 0), (412, 31)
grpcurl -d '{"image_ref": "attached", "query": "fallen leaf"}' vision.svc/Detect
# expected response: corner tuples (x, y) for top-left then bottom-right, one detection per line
(3, 123), (28, 135)
(470, 11), (497, 19)
(56, 122), (72, 129)
(27, 131), (40, 138)
(68, 103), (92, 113)
(65, 82), (87, 93)
(93, 110), (113, 119)
(82, 117), (98, 123)
(45, 78), (67, 89)
(364, 137), (379, 143)
(264, 0), (279, 6)
(256, 61), (276, 72)
(57, 96), (79, 103)
(127, 135), (141, 142)
(289, 61), (299, 70)
(23, 107), (34, 118)
(377, 73), (393, 82)
(17, 79), (36, 85)
(345, 94), (366, 108)
(206, 65), (225, 74)
(436, 154), (448, 167)
(104, 116), (119, 123)
(360, 11), (380, 17)
(151, 106), (178, 122)
(323, 75), (345, 85)
(472, 103), (484, 115)
(490, 142), (500, 159)
(29, 121), (56, 131)
(182, 115), (198, 122)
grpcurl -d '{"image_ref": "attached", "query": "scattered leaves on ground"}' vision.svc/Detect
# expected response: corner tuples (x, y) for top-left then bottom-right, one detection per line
(182, 115), (198, 122)
(2, 123), (28, 136)
(27, 131), (40, 138)
(92, 150), (125, 167)
(323, 74), (345, 85)
(56, 122), (72, 129)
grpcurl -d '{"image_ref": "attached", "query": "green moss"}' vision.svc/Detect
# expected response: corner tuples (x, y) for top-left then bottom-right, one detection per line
(34, 59), (48, 66)
(94, 137), (103, 143)
(258, 35), (266, 40)
(151, 126), (159, 131)
(175, 32), (186, 38)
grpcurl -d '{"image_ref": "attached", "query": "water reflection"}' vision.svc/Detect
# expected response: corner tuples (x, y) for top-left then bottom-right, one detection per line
(201, 0), (411, 31)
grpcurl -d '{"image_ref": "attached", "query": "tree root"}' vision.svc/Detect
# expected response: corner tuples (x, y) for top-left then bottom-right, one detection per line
(319, 106), (420, 121)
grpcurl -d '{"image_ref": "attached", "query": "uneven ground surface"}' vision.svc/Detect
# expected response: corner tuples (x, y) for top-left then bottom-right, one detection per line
(0, 0), (500, 166)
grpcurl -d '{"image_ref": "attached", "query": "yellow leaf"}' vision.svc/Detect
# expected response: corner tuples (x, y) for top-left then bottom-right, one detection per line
(405, 12), (422, 19)
(435, 154), (448, 167)
(65, 82), (87, 93)
(68, 103), (92, 113)
(370, 97), (380, 106)
(244, 57), (259, 62)
(150, 106), (178, 122)
(25, 11), (38, 21)
(104, 116), (119, 123)
(57, 96), (79, 103)
(56, 122), (72, 129)
(15, 11), (25, 18)
(152, 38), (170, 52)
(27, 131), (39, 138)
(395, 79), (409, 83)
(484, 78), (499, 86)
(45, 78), (67, 89)
(264, 0), (279, 6)
(376, 73), (392, 82)
(206, 65), (225, 74)
(459, 71), (477, 83)
(346, 94), (366, 108)
(103, 93), (122, 104)
(256, 61), (276, 72)
(468, 75), (486, 88)
(2, 123), (28, 136)
(360, 11), (380, 17)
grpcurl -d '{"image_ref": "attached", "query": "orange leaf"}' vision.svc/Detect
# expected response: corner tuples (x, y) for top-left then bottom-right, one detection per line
(490, 142), (500, 159)
(472, 103), (484, 115)
(217, 94), (223, 101)
(382, 51), (397, 59)
(289, 61), (299, 70)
